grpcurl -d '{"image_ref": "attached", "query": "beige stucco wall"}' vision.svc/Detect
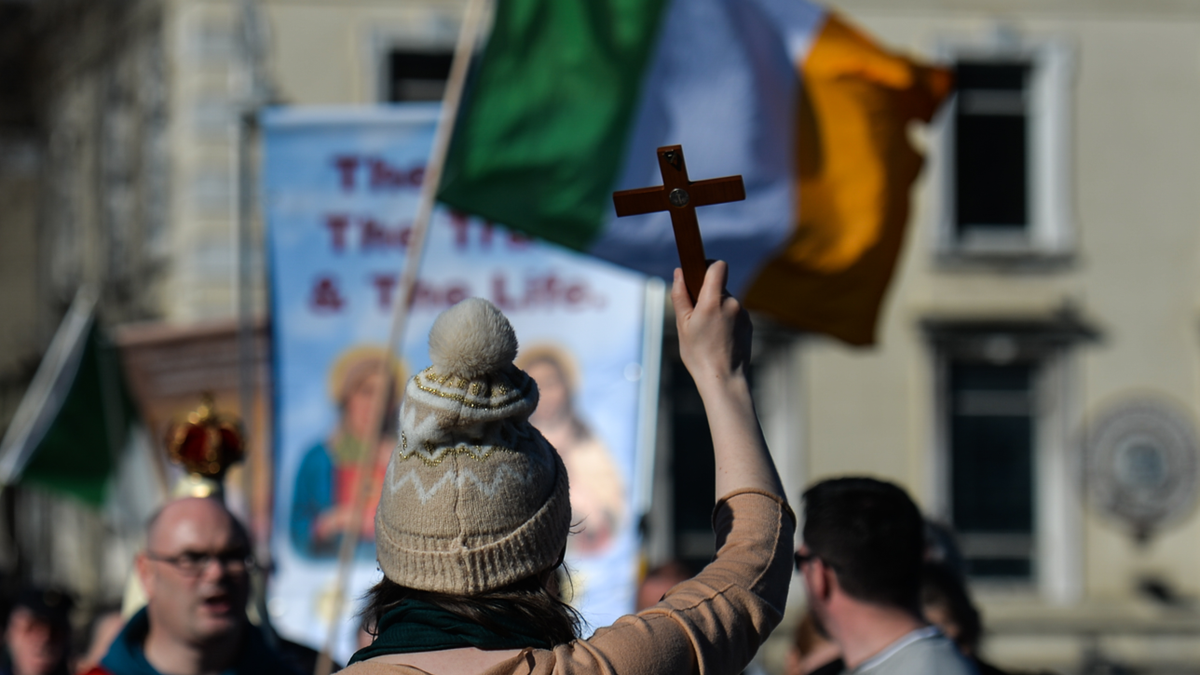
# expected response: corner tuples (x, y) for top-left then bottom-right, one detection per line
(792, 1), (1200, 669)
(160, 0), (465, 322)
(267, 0), (467, 105)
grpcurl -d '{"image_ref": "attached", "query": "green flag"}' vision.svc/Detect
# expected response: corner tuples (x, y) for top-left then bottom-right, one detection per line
(0, 291), (136, 507)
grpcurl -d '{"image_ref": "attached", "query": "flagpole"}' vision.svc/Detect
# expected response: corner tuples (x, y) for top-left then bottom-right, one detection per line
(313, 0), (490, 671)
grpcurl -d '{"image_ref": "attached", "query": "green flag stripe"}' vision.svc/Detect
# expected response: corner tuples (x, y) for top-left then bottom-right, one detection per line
(21, 325), (133, 507)
(439, 0), (670, 250)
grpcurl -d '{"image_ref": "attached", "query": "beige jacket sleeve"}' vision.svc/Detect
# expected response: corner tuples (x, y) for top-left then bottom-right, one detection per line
(346, 489), (795, 675)
(538, 489), (795, 675)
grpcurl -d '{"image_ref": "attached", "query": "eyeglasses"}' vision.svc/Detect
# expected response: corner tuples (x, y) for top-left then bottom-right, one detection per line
(146, 549), (255, 577)
(793, 551), (814, 572)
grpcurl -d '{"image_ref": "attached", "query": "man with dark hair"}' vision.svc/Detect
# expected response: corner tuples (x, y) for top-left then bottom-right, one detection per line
(83, 497), (296, 675)
(922, 563), (1009, 675)
(796, 477), (975, 674)
(1, 588), (72, 675)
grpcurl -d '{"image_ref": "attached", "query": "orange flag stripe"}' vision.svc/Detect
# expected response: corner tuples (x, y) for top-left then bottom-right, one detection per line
(744, 13), (953, 346)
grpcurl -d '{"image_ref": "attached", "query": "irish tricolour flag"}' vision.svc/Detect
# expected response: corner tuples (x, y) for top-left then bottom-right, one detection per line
(439, 0), (951, 345)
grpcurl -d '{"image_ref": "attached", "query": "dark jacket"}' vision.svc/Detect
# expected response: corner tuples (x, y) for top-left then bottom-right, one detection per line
(83, 608), (298, 675)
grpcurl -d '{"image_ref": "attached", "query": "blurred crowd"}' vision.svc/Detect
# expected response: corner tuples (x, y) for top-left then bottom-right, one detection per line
(0, 587), (120, 675)
(2, 478), (1026, 675)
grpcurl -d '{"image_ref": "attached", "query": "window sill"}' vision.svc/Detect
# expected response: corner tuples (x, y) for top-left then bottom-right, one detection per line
(933, 248), (1076, 273)
(970, 579), (1040, 600)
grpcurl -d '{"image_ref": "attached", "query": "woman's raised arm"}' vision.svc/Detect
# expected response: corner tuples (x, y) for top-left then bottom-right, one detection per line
(670, 261), (786, 501)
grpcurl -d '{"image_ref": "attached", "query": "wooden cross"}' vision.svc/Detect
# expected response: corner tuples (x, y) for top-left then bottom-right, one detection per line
(612, 145), (745, 300)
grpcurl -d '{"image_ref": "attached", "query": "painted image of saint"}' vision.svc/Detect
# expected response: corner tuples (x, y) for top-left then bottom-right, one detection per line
(290, 346), (405, 559)
(517, 345), (626, 556)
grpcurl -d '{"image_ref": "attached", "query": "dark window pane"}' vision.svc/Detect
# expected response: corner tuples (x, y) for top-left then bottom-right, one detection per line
(388, 51), (453, 102)
(954, 362), (1030, 391)
(949, 362), (1034, 579)
(955, 115), (1027, 229)
(956, 62), (1028, 90)
(670, 362), (716, 569)
(668, 357), (754, 569)
(965, 558), (1031, 578)
(953, 62), (1030, 233)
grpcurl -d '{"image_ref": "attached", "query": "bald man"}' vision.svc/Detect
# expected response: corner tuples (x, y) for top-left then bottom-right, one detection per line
(83, 498), (296, 675)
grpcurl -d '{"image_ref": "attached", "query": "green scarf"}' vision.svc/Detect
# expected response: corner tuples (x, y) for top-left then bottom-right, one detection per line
(349, 599), (553, 664)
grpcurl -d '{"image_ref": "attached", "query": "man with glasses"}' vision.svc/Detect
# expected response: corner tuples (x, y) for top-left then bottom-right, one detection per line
(796, 478), (975, 675)
(84, 498), (295, 675)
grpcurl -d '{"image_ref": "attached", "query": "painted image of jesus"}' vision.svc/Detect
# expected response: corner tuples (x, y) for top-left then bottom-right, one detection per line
(290, 346), (405, 559)
(518, 344), (627, 556)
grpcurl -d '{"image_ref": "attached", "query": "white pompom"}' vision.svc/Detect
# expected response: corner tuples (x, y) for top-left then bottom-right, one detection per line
(428, 298), (518, 378)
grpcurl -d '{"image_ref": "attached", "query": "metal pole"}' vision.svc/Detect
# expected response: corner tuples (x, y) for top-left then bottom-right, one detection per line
(236, 110), (257, 530)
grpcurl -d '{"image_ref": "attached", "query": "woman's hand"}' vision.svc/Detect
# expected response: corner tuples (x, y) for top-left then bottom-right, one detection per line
(671, 261), (753, 390)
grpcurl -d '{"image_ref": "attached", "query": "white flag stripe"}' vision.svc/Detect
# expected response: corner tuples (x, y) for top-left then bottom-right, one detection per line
(594, 0), (826, 294)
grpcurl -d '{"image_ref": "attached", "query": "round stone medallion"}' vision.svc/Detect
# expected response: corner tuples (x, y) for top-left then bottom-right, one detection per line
(1084, 398), (1199, 540)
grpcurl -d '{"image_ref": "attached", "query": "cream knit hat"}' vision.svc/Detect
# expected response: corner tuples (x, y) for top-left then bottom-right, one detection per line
(374, 298), (571, 594)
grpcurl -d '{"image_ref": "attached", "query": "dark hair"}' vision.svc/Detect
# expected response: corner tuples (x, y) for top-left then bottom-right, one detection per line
(920, 562), (981, 654)
(359, 567), (583, 648)
(10, 587), (74, 628)
(802, 477), (924, 611)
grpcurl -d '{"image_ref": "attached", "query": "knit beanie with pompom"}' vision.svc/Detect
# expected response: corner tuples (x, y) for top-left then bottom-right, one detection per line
(374, 298), (571, 594)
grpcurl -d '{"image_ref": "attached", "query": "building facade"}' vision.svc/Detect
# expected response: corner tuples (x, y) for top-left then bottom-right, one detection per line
(4, 0), (1200, 671)
(787, 1), (1200, 671)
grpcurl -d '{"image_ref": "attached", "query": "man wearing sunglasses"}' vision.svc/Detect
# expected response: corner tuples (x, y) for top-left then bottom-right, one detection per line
(796, 478), (975, 675)
(85, 498), (296, 675)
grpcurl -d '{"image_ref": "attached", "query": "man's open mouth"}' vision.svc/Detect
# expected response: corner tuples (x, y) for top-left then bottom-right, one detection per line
(201, 592), (235, 614)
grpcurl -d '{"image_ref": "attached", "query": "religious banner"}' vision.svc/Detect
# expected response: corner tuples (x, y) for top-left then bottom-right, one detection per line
(262, 106), (652, 664)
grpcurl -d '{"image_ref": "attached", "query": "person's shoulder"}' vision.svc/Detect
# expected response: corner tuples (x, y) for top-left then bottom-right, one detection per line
(340, 662), (433, 675)
(78, 667), (115, 675)
(886, 635), (977, 675)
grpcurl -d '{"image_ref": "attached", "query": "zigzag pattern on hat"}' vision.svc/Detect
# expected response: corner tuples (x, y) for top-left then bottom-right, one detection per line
(387, 463), (536, 504)
(397, 432), (513, 466)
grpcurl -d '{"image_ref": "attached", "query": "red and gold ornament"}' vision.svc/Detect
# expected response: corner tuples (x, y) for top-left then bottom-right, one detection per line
(165, 394), (244, 479)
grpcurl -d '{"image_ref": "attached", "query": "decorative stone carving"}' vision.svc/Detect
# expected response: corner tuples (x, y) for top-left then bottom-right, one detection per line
(1083, 397), (1200, 542)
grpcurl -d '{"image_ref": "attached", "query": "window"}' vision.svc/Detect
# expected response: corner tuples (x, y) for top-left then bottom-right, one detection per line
(927, 318), (1093, 599)
(934, 36), (1075, 259)
(949, 361), (1036, 578)
(387, 50), (453, 103)
(367, 18), (458, 104)
(954, 62), (1031, 241)
(667, 360), (717, 570)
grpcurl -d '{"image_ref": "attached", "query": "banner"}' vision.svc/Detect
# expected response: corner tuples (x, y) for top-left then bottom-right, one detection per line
(263, 106), (651, 663)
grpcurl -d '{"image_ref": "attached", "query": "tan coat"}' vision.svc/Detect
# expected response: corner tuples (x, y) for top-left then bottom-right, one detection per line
(343, 489), (796, 675)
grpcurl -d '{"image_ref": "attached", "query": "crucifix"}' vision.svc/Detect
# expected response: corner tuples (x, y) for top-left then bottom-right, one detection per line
(612, 145), (745, 300)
